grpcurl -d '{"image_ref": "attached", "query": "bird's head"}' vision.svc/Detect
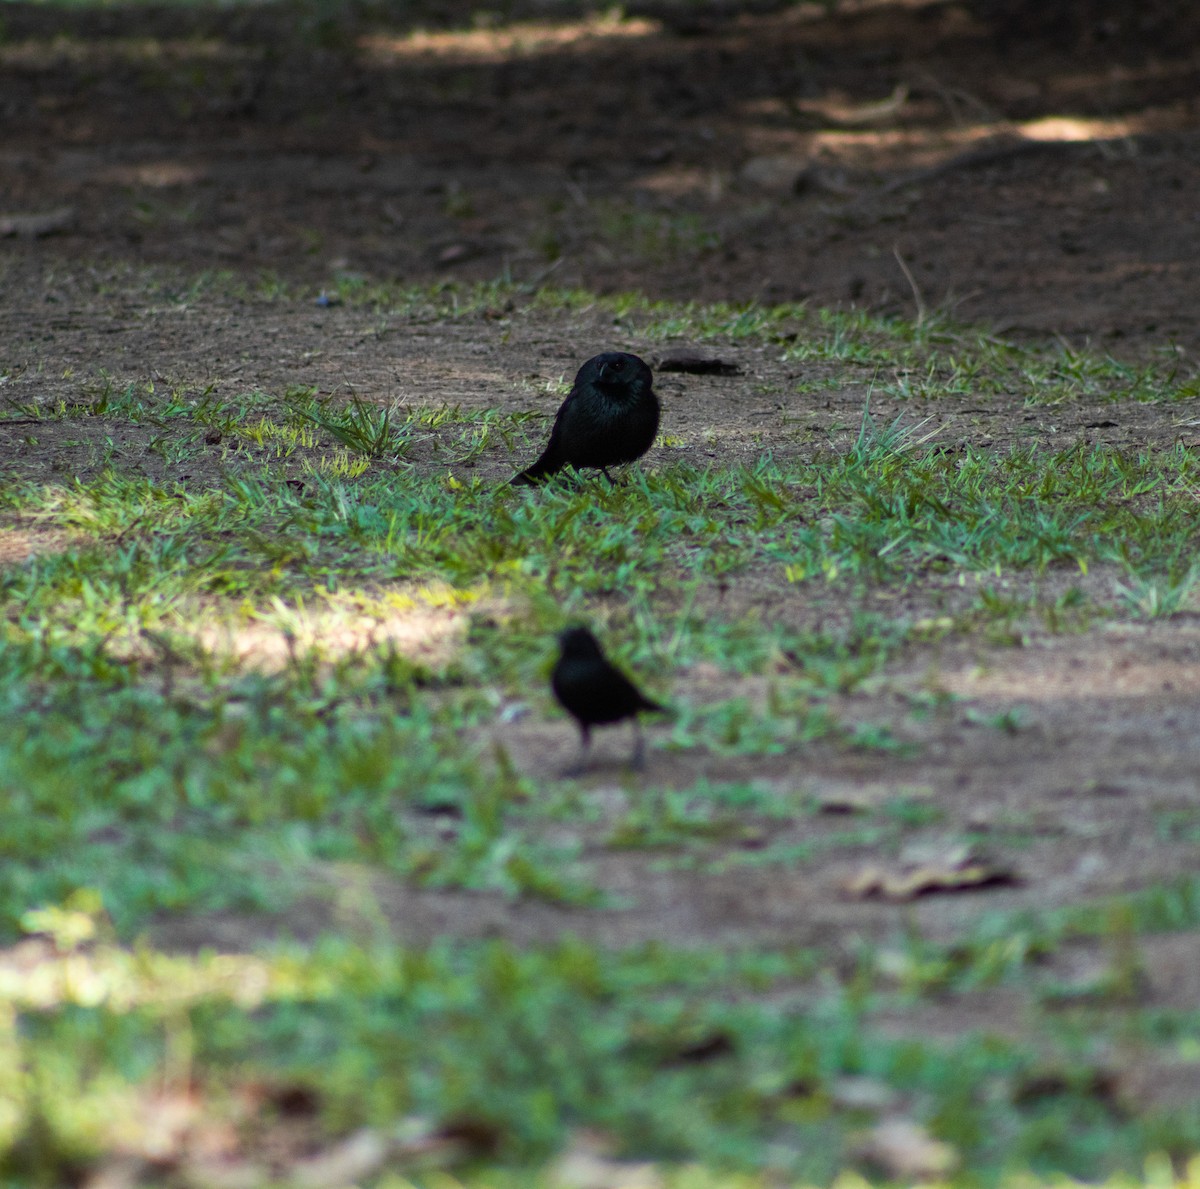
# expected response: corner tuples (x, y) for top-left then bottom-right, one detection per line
(557, 626), (604, 660)
(579, 352), (653, 397)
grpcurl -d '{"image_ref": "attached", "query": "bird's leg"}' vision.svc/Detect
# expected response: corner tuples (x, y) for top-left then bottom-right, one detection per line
(630, 719), (646, 771)
(600, 467), (617, 485)
(562, 724), (592, 778)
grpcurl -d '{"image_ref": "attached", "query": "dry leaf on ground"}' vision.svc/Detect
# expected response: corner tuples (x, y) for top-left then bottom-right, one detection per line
(549, 1129), (664, 1189)
(856, 1117), (958, 1180)
(844, 839), (1018, 901)
(829, 1075), (900, 1114)
(0, 206), (75, 237)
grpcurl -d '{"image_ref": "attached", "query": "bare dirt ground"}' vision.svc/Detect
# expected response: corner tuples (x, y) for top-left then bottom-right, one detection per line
(4, 0), (1200, 349)
(4, 0), (1200, 1013)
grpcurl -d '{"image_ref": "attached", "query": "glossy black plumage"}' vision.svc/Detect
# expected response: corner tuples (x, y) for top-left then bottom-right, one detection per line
(551, 627), (663, 773)
(512, 352), (660, 485)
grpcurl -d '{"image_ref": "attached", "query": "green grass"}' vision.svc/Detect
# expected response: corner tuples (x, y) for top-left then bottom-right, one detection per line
(4, 906), (1200, 1184)
(6, 415), (1199, 621)
(5, 276), (1200, 1184)
(3, 421), (1196, 939)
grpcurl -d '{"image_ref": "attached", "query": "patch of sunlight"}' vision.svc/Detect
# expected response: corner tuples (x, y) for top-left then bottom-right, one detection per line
(0, 524), (73, 566)
(934, 640), (1200, 702)
(358, 13), (661, 65)
(0, 939), (274, 1012)
(796, 112), (1182, 169)
(305, 448), (371, 479)
(1, 893), (333, 1014)
(804, 122), (999, 165)
(193, 584), (483, 672)
(232, 415), (317, 456)
(0, 893), (359, 1014)
(634, 167), (724, 200)
(1019, 116), (1141, 142)
(0, 36), (260, 70)
(98, 161), (208, 189)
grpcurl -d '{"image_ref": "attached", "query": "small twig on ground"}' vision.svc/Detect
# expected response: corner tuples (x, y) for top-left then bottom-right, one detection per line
(892, 244), (927, 327)
(914, 71), (1009, 130)
(0, 206), (75, 238)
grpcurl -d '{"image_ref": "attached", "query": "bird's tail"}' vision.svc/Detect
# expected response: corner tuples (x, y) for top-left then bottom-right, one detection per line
(510, 452), (560, 486)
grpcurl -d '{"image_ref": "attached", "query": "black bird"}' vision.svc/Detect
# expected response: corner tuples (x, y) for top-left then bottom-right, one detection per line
(511, 352), (660, 485)
(551, 627), (664, 774)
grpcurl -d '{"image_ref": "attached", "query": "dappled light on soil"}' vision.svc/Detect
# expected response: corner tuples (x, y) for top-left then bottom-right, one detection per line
(2, 0), (1199, 338)
(99, 160), (209, 189)
(192, 585), (477, 673)
(0, 525), (72, 566)
(0, 936), (272, 1011)
(935, 624), (1200, 701)
(359, 12), (662, 65)
(1020, 116), (1155, 143)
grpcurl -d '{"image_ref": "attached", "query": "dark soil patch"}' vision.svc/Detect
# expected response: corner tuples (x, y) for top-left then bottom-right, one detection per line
(3, 0), (1200, 353)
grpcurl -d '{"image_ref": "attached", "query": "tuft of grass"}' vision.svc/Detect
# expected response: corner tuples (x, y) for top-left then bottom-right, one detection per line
(282, 388), (412, 460)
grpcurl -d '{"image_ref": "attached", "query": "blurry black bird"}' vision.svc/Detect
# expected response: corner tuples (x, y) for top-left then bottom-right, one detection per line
(551, 626), (664, 774)
(511, 352), (660, 485)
